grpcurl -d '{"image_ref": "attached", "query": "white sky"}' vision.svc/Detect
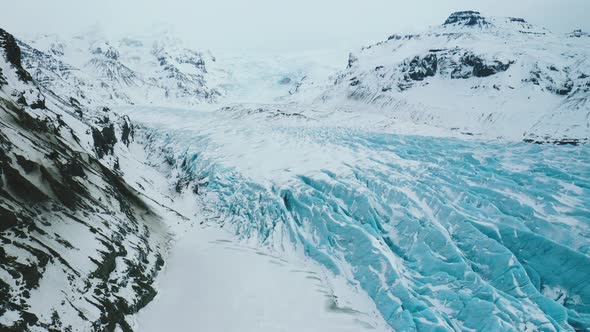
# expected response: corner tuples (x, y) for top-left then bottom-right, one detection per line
(2, 0), (589, 52)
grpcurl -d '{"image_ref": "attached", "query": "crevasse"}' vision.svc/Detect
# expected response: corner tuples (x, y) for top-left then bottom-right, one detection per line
(135, 107), (590, 331)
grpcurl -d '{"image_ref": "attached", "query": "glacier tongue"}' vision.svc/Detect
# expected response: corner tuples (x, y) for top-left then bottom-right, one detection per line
(121, 105), (590, 331)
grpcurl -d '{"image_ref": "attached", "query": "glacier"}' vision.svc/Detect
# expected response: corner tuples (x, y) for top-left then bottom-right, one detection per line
(120, 105), (590, 331)
(3, 9), (590, 331)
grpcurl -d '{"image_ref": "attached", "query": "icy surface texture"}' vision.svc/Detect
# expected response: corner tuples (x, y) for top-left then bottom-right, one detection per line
(126, 106), (590, 331)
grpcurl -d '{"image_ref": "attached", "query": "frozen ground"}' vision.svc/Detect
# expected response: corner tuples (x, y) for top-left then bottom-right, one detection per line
(120, 104), (590, 331)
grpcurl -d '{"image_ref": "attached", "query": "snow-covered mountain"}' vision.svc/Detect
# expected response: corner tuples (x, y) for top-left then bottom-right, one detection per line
(2, 9), (590, 332)
(17, 30), (221, 108)
(0, 28), (175, 331)
(12, 12), (590, 145)
(299, 11), (590, 143)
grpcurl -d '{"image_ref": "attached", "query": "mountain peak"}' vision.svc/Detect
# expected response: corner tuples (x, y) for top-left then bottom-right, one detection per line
(443, 11), (490, 27)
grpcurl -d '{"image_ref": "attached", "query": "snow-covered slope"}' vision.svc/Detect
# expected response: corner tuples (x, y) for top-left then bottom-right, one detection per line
(17, 30), (221, 108)
(300, 11), (590, 143)
(0, 28), (172, 331)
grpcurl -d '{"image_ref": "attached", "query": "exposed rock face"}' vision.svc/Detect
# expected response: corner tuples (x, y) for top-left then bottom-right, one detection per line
(406, 54), (437, 81)
(120, 116), (135, 147)
(0, 29), (168, 331)
(443, 11), (490, 27)
(454, 52), (511, 78)
(92, 124), (118, 158)
(342, 49), (512, 93)
(0, 29), (32, 82)
(0, 67), (6, 86)
(508, 17), (527, 23)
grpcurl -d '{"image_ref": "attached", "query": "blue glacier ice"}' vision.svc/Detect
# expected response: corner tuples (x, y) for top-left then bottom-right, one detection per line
(127, 107), (590, 331)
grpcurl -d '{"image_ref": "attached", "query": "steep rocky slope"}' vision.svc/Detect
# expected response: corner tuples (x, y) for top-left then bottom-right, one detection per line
(0, 28), (169, 331)
(300, 11), (590, 143)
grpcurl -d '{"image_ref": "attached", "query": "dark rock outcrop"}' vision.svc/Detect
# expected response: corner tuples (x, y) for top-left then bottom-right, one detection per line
(0, 28), (32, 82)
(406, 54), (438, 81)
(0, 67), (6, 87)
(120, 116), (135, 147)
(455, 53), (512, 78)
(92, 124), (117, 158)
(444, 11), (490, 27)
(509, 17), (527, 23)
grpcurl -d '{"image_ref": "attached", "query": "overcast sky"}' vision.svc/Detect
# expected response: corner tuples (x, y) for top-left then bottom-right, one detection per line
(2, 0), (589, 52)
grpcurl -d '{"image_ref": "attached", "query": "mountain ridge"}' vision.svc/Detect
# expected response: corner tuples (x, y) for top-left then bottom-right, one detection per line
(17, 30), (221, 109)
(295, 11), (590, 144)
(0, 27), (175, 331)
